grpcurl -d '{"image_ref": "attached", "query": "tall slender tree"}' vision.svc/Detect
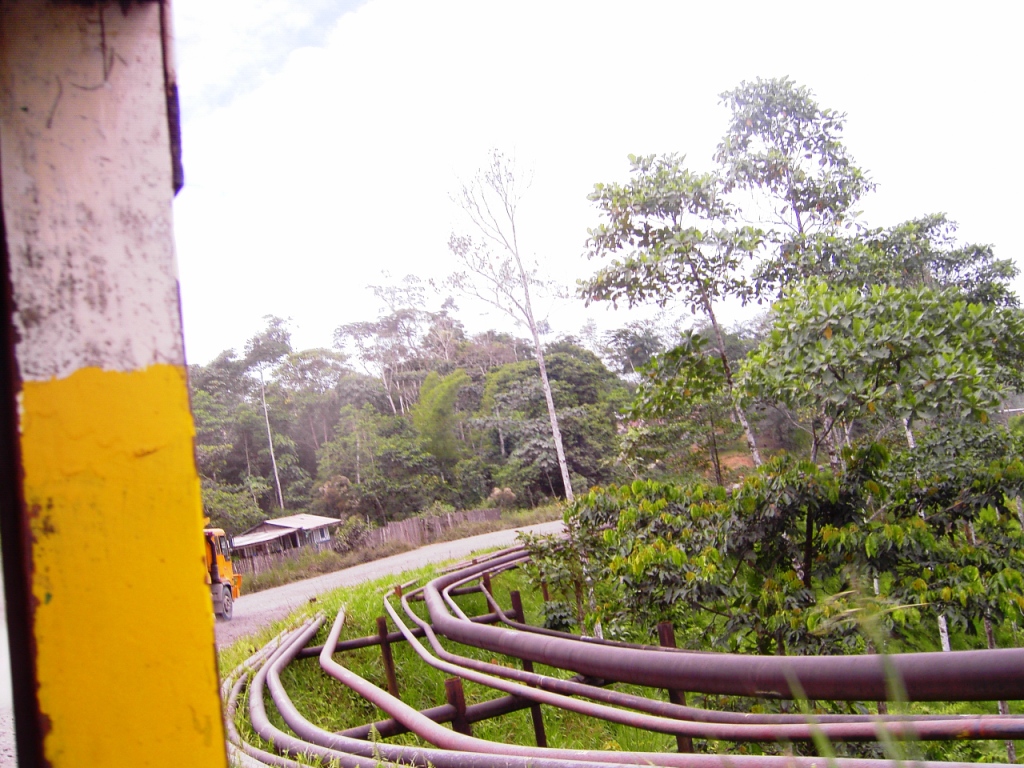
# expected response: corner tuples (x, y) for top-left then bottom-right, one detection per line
(582, 154), (764, 465)
(447, 150), (576, 501)
(245, 316), (292, 510)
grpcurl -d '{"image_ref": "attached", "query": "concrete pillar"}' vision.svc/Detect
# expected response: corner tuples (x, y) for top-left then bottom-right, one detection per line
(0, 2), (226, 765)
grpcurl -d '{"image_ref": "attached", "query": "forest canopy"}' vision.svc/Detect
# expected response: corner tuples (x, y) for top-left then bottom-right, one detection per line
(187, 75), (1024, 762)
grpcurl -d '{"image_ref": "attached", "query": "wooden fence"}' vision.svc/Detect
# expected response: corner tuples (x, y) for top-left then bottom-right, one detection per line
(232, 509), (501, 577)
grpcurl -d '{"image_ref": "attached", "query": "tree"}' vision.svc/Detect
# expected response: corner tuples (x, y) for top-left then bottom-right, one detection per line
(626, 331), (738, 485)
(740, 280), (1024, 466)
(476, 343), (623, 503)
(421, 298), (466, 373)
(244, 316), (292, 509)
(716, 78), (1019, 307)
(715, 76), (874, 240)
(754, 214), (1020, 306)
(318, 406), (437, 524)
(276, 348), (350, 452)
(335, 308), (426, 415)
(600, 320), (665, 381)
(411, 369), (470, 479)
(448, 149), (576, 501)
(581, 153), (764, 464)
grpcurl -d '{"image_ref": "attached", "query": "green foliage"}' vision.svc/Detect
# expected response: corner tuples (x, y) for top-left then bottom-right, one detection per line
(715, 76), (874, 237)
(411, 369), (470, 473)
(193, 308), (623, 527)
(581, 154), (761, 313)
(200, 479), (263, 536)
(625, 331), (739, 484)
(477, 345), (624, 502)
(534, 431), (1024, 662)
(740, 280), (1024, 462)
(600, 320), (665, 378)
(754, 214), (1020, 306)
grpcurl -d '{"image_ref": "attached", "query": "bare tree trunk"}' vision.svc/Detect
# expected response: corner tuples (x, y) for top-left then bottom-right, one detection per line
(706, 411), (723, 486)
(514, 230), (573, 501)
(355, 431), (361, 485)
(698, 279), (761, 467)
(450, 151), (574, 501)
(534, 338), (574, 501)
(383, 387), (398, 415)
(937, 614), (951, 652)
(258, 367), (285, 510)
(495, 407), (507, 458)
(982, 613), (1017, 761)
(823, 421), (844, 471)
(904, 417), (916, 449)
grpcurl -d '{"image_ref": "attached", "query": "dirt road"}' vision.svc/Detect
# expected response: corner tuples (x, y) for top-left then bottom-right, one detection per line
(215, 520), (563, 650)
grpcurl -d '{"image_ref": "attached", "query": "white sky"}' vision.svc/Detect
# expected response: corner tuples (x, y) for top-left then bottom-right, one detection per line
(170, 0), (1024, 365)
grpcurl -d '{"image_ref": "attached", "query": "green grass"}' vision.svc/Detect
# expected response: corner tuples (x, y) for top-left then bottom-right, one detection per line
(243, 539), (416, 593)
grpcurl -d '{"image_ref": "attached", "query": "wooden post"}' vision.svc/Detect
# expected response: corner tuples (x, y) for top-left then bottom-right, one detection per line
(482, 571), (492, 595)
(376, 616), (400, 698)
(657, 621), (693, 753)
(540, 580), (550, 602)
(444, 678), (472, 735)
(510, 590), (547, 747)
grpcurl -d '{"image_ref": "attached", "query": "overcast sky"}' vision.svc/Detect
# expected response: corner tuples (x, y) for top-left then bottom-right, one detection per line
(170, 0), (1024, 365)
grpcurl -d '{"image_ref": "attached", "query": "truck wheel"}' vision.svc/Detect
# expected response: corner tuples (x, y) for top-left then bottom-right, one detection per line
(221, 587), (233, 621)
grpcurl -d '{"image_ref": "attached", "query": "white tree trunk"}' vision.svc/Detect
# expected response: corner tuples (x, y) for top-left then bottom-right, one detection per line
(511, 210), (573, 501)
(903, 417), (916, 449)
(259, 367), (285, 509)
(937, 614), (951, 652)
(702, 287), (761, 466)
(451, 150), (575, 501)
(533, 338), (574, 502)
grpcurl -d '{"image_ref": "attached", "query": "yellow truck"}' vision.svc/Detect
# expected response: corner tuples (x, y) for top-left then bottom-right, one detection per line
(204, 528), (243, 620)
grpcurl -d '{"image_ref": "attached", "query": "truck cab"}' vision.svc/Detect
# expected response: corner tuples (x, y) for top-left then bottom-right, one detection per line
(204, 528), (243, 620)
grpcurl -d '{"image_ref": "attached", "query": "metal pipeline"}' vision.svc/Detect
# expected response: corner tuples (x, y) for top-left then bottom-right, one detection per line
(389, 583), (1024, 742)
(275, 607), (685, 768)
(414, 577), (1016, 725)
(265, 605), (1010, 768)
(424, 552), (1024, 702)
(225, 550), (1024, 768)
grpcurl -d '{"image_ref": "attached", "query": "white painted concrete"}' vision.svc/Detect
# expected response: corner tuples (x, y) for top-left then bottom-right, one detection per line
(0, 3), (184, 381)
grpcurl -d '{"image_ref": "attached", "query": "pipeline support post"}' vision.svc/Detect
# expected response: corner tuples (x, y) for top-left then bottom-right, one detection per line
(444, 678), (472, 736)
(657, 621), (694, 753)
(510, 589), (548, 747)
(377, 616), (400, 698)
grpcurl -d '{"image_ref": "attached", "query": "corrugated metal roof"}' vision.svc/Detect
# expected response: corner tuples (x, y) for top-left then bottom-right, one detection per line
(260, 513), (341, 531)
(231, 528), (292, 548)
(238, 513), (342, 541)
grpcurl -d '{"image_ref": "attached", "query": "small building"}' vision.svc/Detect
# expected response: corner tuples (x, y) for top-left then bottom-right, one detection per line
(231, 513), (341, 562)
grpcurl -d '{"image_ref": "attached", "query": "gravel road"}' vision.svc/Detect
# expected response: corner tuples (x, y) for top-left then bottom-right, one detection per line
(215, 520), (564, 650)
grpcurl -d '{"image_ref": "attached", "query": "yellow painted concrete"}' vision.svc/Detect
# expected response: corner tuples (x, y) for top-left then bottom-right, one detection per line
(20, 365), (227, 767)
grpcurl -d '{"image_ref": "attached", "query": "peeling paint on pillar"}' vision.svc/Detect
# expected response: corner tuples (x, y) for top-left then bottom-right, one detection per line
(0, 2), (227, 766)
